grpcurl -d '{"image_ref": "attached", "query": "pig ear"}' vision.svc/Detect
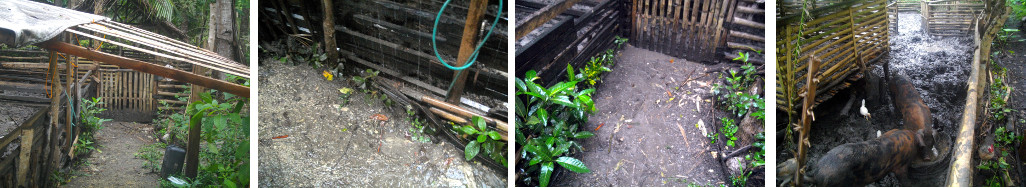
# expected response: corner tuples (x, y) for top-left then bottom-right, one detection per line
(916, 129), (926, 147)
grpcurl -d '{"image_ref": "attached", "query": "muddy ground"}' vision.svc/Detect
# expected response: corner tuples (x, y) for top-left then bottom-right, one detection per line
(257, 61), (505, 187)
(63, 121), (160, 187)
(777, 12), (972, 186)
(0, 103), (39, 158)
(556, 46), (761, 186)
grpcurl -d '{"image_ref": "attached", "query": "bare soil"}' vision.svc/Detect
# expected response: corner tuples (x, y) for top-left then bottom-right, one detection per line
(63, 121), (161, 187)
(557, 46), (759, 186)
(257, 61), (506, 187)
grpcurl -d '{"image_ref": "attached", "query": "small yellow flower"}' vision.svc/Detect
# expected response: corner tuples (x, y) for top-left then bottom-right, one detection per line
(323, 70), (333, 80)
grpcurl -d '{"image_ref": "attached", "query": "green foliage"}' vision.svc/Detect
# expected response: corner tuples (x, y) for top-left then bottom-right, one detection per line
(452, 116), (507, 167)
(989, 62), (1015, 122)
(352, 69), (380, 92)
(1010, 0), (1026, 20)
(718, 118), (739, 147)
(137, 142), (168, 172)
(569, 36), (627, 88)
(150, 90), (249, 187)
(516, 70), (596, 187)
(712, 61), (763, 118)
(996, 126), (1023, 148)
(405, 106), (431, 143)
(77, 97), (111, 156)
(996, 29), (1021, 47)
(746, 133), (766, 168)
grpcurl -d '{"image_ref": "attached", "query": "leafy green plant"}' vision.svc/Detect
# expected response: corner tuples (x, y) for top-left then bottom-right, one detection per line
(352, 69), (380, 92)
(137, 142), (168, 172)
(719, 117), (739, 147)
(76, 97), (111, 156)
(996, 29), (1021, 47)
(570, 36), (627, 88)
(712, 61), (762, 118)
(989, 62), (1015, 122)
(516, 70), (596, 187)
(452, 116), (507, 167)
(153, 90), (249, 187)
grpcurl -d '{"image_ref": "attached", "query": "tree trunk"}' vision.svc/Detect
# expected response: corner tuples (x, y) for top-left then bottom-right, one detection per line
(186, 0), (237, 179)
(322, 0), (338, 67)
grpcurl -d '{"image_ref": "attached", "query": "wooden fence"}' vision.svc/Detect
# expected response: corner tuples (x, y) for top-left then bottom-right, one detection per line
(922, 0), (984, 36)
(98, 69), (156, 114)
(776, 0), (891, 118)
(631, 0), (765, 63)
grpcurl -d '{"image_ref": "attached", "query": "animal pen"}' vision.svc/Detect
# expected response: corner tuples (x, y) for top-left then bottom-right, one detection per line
(258, 0), (510, 171)
(775, 0), (1004, 186)
(0, 1), (249, 186)
(516, 0), (766, 85)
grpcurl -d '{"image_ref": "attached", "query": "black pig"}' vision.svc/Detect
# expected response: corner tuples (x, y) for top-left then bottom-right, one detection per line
(809, 128), (937, 186)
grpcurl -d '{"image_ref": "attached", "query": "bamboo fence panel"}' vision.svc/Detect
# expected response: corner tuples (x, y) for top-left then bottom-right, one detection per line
(98, 69), (155, 114)
(631, 0), (752, 61)
(922, 0), (984, 36)
(776, 0), (891, 117)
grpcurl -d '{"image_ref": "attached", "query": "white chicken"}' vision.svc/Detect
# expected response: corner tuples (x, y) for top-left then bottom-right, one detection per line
(860, 99), (871, 120)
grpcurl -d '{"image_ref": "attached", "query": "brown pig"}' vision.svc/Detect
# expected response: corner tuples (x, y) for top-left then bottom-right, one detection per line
(888, 74), (933, 131)
(809, 128), (937, 186)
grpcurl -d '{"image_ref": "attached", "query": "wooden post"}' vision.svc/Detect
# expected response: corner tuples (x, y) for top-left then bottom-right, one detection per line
(795, 56), (820, 186)
(16, 130), (33, 186)
(444, 0), (489, 104)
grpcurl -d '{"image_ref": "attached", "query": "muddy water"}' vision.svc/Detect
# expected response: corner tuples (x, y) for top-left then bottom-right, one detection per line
(782, 12), (972, 186)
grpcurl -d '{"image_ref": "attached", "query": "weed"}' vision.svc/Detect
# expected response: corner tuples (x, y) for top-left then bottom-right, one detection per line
(453, 116), (507, 167)
(719, 118), (739, 147)
(516, 69), (596, 187)
(136, 142), (168, 172)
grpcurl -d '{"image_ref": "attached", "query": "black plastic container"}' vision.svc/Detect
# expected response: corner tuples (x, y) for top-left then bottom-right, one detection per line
(160, 145), (186, 178)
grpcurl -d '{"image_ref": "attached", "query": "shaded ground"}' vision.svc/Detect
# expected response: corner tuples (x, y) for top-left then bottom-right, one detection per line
(980, 14), (1026, 186)
(558, 46), (745, 186)
(777, 12), (971, 186)
(257, 61), (506, 187)
(64, 121), (160, 187)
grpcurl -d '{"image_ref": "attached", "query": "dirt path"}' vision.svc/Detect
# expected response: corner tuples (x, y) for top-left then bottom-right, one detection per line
(257, 61), (506, 187)
(559, 46), (731, 186)
(64, 121), (160, 187)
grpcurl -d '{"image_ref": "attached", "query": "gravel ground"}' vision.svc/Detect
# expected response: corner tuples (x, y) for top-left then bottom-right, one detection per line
(257, 61), (506, 187)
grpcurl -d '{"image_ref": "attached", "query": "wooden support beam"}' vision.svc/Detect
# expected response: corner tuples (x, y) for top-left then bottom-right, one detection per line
(795, 56), (820, 186)
(445, 0), (489, 104)
(35, 40), (249, 98)
(515, 0), (583, 40)
(16, 129), (33, 187)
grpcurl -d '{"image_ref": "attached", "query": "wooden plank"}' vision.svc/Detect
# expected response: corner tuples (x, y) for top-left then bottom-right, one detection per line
(16, 129), (32, 186)
(515, 0), (584, 40)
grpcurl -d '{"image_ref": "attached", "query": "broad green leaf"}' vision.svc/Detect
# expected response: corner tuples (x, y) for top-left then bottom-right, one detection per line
(550, 96), (577, 108)
(527, 81), (547, 99)
(460, 126), (478, 135)
(555, 157), (591, 173)
(477, 134), (487, 143)
(573, 131), (595, 139)
(537, 108), (549, 126)
(473, 116), (487, 131)
(488, 131), (502, 140)
(548, 82), (576, 96)
(516, 78), (527, 93)
(465, 140), (480, 160)
(525, 70), (538, 82)
(540, 162), (554, 187)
